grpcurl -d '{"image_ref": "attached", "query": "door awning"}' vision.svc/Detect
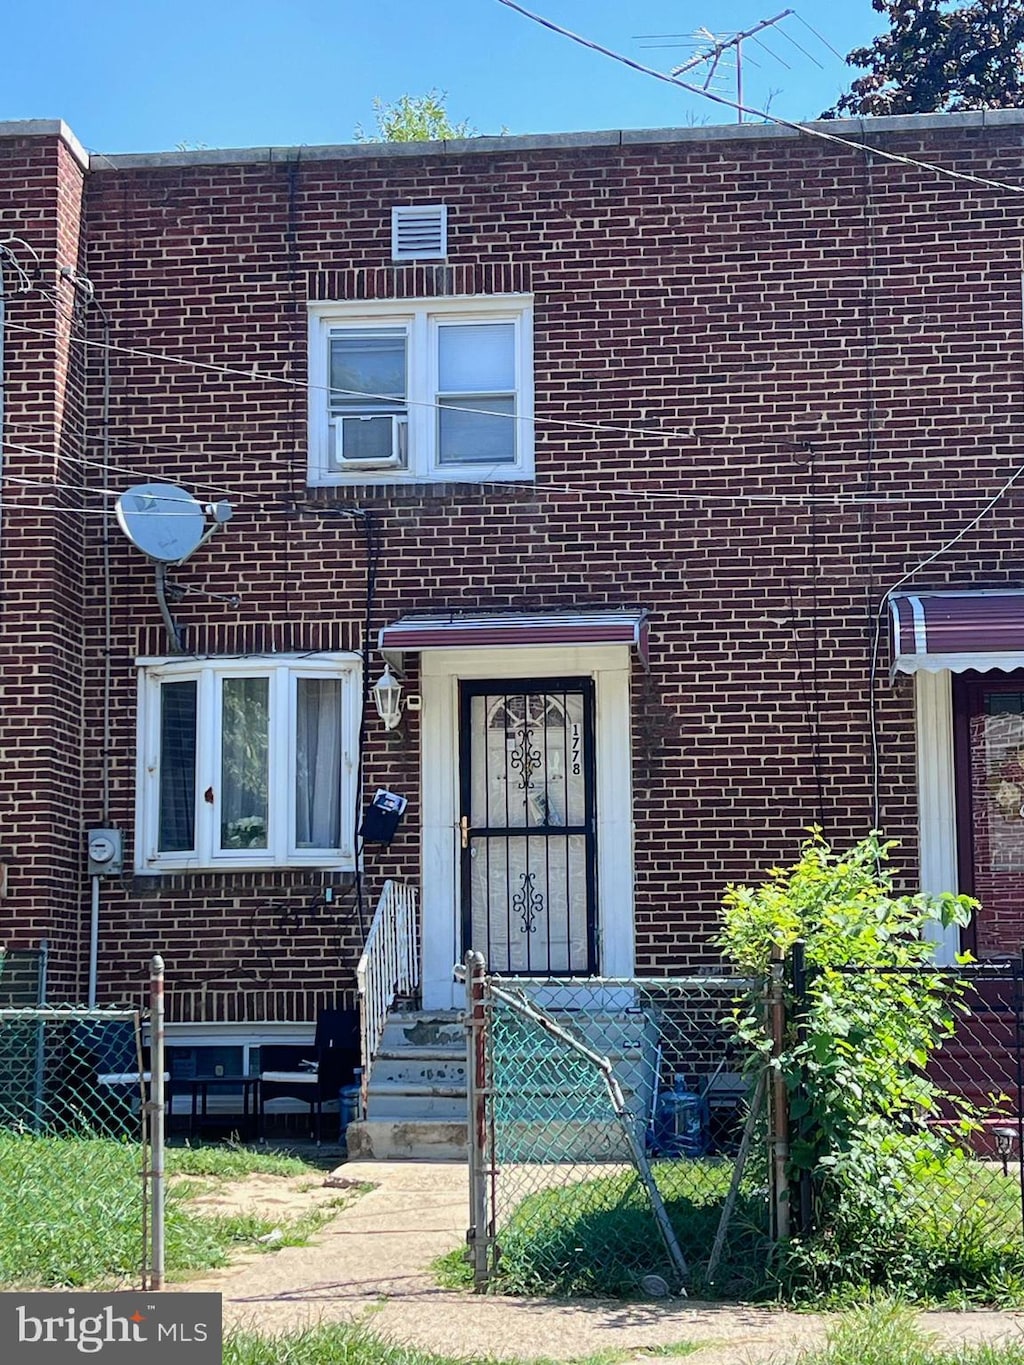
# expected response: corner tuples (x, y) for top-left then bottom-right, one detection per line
(379, 610), (649, 669)
(890, 591), (1024, 674)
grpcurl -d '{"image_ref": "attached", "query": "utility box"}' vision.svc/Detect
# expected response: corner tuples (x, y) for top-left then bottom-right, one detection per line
(86, 829), (123, 877)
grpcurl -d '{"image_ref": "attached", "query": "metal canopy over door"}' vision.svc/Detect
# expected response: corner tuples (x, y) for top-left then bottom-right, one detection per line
(459, 678), (597, 976)
(954, 671), (1024, 958)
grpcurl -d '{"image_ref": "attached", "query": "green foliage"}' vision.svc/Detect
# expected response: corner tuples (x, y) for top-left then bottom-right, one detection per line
(0, 1133), (359, 1288)
(475, 1160), (771, 1300)
(720, 831), (1008, 1302)
(824, 1), (1024, 118)
(354, 90), (478, 143)
(224, 1321), (487, 1365)
(797, 1304), (1024, 1365)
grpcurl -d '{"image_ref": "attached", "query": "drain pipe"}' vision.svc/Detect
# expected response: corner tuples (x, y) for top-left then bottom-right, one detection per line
(0, 261), (6, 576)
(87, 875), (100, 1008)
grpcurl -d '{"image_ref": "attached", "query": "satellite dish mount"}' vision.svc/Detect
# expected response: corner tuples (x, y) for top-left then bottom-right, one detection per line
(115, 483), (234, 653)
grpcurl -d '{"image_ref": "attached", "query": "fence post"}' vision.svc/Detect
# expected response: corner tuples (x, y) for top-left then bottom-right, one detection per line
(149, 955), (166, 1291)
(791, 939), (813, 1238)
(769, 948), (791, 1244)
(464, 950), (489, 1291)
(1017, 949), (1024, 1242)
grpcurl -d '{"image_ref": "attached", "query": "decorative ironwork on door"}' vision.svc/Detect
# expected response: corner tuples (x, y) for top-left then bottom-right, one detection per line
(459, 679), (597, 976)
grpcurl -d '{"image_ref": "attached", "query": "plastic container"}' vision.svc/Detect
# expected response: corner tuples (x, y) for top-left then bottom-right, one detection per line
(653, 1074), (708, 1158)
(339, 1083), (361, 1134)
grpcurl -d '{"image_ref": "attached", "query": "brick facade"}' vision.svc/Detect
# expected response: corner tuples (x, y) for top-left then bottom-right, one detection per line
(3, 114), (1024, 1019)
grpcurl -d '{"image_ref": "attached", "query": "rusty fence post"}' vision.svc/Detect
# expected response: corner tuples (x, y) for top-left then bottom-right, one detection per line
(464, 950), (490, 1291)
(149, 955), (166, 1290)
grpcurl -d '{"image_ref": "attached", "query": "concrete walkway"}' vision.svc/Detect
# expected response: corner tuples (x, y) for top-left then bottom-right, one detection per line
(178, 1161), (1024, 1363)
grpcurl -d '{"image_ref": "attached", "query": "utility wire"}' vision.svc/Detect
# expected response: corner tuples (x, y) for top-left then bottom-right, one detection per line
(867, 454), (1024, 826)
(495, 0), (1024, 198)
(3, 319), (695, 451)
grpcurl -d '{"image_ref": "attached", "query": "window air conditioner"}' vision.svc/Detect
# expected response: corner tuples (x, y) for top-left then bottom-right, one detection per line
(331, 414), (407, 470)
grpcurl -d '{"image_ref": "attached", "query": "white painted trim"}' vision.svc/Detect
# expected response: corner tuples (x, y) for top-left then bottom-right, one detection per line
(420, 644), (635, 1009)
(915, 669), (961, 965)
(896, 651), (1024, 675)
(307, 296), (534, 486)
(134, 654), (360, 873)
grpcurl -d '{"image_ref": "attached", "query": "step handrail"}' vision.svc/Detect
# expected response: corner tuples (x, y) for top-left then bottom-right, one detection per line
(356, 880), (419, 1117)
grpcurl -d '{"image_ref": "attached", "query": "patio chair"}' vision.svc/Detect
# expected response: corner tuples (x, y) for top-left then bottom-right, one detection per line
(259, 1008), (360, 1144)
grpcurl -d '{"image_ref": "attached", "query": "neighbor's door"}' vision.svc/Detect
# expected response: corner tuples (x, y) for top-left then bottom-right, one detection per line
(954, 671), (1024, 958)
(459, 678), (597, 976)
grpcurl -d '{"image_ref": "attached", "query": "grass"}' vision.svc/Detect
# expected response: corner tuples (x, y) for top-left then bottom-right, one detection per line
(217, 1311), (1024, 1365)
(222, 1325), (702, 1365)
(795, 1307), (1024, 1365)
(462, 1155), (1024, 1306)
(0, 1132), (362, 1288)
(476, 1157), (771, 1301)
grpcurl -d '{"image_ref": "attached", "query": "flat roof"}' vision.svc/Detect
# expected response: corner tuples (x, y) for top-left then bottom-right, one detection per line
(3, 108), (1024, 174)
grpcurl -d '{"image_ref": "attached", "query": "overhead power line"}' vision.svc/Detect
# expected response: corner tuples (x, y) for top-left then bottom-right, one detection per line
(495, 0), (1024, 198)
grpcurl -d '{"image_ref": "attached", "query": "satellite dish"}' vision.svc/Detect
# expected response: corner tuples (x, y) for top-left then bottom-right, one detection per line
(115, 483), (231, 564)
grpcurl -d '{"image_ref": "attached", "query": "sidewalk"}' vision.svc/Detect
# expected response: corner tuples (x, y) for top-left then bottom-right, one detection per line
(177, 1160), (1024, 1364)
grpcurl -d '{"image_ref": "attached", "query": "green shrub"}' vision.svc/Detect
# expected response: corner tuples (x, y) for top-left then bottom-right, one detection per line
(720, 831), (1009, 1302)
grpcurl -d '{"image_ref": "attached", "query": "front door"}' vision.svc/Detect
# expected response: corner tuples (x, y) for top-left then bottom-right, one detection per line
(954, 671), (1024, 957)
(459, 678), (597, 976)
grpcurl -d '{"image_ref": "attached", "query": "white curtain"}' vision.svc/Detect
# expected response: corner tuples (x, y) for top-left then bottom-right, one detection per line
(296, 678), (342, 848)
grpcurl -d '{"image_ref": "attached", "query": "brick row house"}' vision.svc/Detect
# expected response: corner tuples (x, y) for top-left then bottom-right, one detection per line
(3, 111), (1024, 1148)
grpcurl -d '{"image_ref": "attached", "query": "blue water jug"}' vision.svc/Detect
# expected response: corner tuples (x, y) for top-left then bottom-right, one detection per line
(654, 1074), (707, 1157)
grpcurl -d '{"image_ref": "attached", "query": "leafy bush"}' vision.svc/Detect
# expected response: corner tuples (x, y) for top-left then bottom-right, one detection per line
(719, 831), (1012, 1301)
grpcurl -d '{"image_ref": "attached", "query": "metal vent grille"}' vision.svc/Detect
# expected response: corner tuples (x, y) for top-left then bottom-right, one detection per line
(391, 204), (448, 260)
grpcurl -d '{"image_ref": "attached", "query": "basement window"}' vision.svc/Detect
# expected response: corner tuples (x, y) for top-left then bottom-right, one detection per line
(135, 655), (360, 873)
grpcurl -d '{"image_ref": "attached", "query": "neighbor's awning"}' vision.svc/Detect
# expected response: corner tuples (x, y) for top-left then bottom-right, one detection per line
(890, 591), (1024, 674)
(379, 610), (649, 668)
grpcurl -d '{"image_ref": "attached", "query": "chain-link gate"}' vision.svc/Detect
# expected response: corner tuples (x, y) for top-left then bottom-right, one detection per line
(464, 954), (771, 1298)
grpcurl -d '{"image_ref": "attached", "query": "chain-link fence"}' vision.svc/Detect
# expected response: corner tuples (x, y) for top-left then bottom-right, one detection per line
(786, 962), (1024, 1271)
(464, 955), (1024, 1303)
(0, 959), (166, 1290)
(466, 962), (770, 1299)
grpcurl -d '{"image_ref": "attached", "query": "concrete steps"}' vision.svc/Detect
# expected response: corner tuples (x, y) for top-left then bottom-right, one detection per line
(346, 1004), (658, 1162)
(346, 1011), (468, 1159)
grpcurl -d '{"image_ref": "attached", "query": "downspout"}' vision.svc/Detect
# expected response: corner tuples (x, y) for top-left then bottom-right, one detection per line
(0, 262), (6, 579)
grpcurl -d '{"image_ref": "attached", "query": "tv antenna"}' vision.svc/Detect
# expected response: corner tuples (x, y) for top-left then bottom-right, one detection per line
(115, 482), (234, 652)
(636, 9), (810, 122)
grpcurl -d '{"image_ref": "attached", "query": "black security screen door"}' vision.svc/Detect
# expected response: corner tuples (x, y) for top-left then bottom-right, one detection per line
(459, 678), (598, 976)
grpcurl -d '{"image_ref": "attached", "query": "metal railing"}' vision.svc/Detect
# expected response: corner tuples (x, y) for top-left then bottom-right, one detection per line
(356, 880), (419, 1114)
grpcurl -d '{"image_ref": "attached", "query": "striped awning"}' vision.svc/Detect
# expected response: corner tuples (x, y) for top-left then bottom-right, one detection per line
(379, 610), (649, 666)
(890, 591), (1024, 674)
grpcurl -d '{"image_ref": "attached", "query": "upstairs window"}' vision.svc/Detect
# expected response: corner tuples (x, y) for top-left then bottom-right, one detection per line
(136, 655), (360, 873)
(308, 297), (533, 485)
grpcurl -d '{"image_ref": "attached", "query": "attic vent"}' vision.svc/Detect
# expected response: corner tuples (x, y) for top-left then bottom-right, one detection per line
(391, 204), (448, 261)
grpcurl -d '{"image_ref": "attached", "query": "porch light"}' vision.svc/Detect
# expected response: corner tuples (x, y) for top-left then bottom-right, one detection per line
(371, 665), (403, 730)
(994, 1126), (1018, 1177)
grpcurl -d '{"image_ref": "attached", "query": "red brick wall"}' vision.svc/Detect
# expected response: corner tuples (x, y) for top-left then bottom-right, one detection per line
(6, 118), (1024, 1012)
(0, 132), (88, 1000)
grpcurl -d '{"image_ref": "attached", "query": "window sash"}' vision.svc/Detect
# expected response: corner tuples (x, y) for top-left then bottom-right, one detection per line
(309, 299), (533, 483)
(140, 658), (357, 872)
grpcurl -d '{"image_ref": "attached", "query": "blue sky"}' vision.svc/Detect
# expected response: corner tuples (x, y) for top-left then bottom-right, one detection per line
(1, 1), (881, 154)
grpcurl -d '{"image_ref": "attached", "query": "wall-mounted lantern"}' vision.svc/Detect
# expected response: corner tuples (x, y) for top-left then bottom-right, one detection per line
(371, 665), (403, 730)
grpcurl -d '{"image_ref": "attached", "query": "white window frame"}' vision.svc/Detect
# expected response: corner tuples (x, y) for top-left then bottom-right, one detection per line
(308, 296), (534, 486)
(135, 654), (361, 874)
